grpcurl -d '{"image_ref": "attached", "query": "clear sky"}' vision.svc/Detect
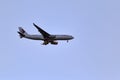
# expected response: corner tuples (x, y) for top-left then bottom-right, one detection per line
(0, 0), (120, 80)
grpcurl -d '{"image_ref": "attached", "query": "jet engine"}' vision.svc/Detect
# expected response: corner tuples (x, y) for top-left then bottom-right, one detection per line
(51, 41), (58, 45)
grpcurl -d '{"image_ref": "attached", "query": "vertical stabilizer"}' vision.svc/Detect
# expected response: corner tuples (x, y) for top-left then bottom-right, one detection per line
(17, 27), (28, 38)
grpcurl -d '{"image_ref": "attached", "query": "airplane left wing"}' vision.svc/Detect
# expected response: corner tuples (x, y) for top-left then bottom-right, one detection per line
(33, 23), (50, 38)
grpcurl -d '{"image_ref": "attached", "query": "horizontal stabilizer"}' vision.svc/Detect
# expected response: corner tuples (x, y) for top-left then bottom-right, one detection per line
(17, 31), (25, 38)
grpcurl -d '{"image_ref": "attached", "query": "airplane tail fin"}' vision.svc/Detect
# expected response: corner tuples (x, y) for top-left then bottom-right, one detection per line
(17, 27), (28, 38)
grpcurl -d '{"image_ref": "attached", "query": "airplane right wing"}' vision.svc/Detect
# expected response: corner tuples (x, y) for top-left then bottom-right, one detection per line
(33, 23), (50, 39)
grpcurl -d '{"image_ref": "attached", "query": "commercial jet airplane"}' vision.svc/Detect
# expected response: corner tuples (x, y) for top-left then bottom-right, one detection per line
(17, 23), (74, 45)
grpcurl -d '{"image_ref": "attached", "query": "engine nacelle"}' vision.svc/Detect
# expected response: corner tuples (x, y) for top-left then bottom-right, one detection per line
(51, 41), (58, 45)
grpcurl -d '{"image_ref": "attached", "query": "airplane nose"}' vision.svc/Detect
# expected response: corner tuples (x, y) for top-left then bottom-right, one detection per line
(71, 36), (74, 39)
(69, 36), (74, 39)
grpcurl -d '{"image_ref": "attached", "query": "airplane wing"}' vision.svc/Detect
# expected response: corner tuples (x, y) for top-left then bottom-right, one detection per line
(33, 23), (50, 39)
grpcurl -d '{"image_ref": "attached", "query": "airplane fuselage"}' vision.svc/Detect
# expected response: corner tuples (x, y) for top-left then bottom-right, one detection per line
(25, 34), (73, 41)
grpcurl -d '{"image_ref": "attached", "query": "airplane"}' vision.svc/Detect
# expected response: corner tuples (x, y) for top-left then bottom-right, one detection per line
(17, 23), (74, 45)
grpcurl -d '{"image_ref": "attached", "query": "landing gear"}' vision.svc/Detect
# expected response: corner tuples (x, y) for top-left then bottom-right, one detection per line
(67, 40), (69, 43)
(42, 41), (49, 45)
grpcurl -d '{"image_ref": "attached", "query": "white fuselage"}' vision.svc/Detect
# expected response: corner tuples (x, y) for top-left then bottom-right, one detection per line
(24, 34), (74, 41)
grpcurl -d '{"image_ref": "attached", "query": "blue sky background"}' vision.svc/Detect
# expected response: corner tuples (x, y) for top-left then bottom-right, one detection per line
(0, 0), (120, 80)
